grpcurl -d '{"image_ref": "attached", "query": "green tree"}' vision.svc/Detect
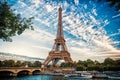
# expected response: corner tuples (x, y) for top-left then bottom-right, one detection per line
(94, 60), (101, 65)
(14, 61), (22, 67)
(76, 66), (84, 71)
(115, 59), (120, 65)
(94, 60), (103, 71)
(3, 60), (15, 67)
(98, 0), (120, 11)
(73, 61), (77, 68)
(76, 60), (84, 71)
(61, 58), (120, 71)
(86, 59), (94, 67)
(67, 62), (74, 67)
(33, 61), (42, 67)
(103, 58), (115, 66)
(21, 61), (33, 67)
(0, 1), (34, 41)
(60, 62), (66, 67)
(0, 60), (3, 67)
(60, 62), (74, 68)
(103, 58), (115, 71)
(77, 60), (83, 65)
(105, 0), (120, 11)
(27, 61), (33, 67)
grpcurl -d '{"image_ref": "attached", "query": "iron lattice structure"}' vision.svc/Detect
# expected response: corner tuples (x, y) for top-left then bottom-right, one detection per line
(43, 7), (72, 66)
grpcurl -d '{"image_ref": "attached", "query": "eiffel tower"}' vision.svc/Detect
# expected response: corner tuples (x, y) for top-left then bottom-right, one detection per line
(43, 6), (72, 67)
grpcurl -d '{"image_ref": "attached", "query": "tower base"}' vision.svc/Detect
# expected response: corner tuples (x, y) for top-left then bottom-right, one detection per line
(44, 51), (72, 67)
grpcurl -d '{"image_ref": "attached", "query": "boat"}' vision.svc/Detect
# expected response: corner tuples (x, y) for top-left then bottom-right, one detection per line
(64, 73), (80, 78)
(92, 73), (108, 79)
(49, 72), (64, 76)
(81, 72), (92, 78)
(64, 71), (92, 78)
(64, 74), (72, 77)
(109, 76), (120, 79)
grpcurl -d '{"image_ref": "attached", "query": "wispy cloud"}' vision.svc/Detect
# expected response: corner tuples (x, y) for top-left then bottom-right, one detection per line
(0, 0), (120, 62)
(74, 0), (79, 5)
(45, 4), (53, 12)
(112, 13), (120, 18)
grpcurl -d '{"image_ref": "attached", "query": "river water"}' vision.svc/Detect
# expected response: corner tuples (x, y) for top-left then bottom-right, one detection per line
(1, 75), (120, 80)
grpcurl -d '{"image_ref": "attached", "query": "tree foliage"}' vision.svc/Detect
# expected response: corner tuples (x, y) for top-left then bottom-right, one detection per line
(14, 61), (22, 67)
(2, 60), (15, 67)
(98, 0), (120, 11)
(0, 60), (42, 67)
(60, 58), (120, 71)
(33, 61), (42, 67)
(0, 1), (34, 41)
(60, 62), (74, 68)
(103, 58), (115, 66)
(0, 58), (120, 71)
(106, 0), (120, 11)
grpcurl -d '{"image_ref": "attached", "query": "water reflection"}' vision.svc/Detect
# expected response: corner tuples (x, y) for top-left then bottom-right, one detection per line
(0, 75), (64, 80)
(0, 74), (120, 80)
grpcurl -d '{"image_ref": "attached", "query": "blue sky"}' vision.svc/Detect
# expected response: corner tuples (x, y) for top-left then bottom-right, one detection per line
(0, 0), (120, 62)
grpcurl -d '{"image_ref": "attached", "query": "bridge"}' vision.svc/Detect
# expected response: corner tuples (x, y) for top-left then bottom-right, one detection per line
(0, 67), (44, 77)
